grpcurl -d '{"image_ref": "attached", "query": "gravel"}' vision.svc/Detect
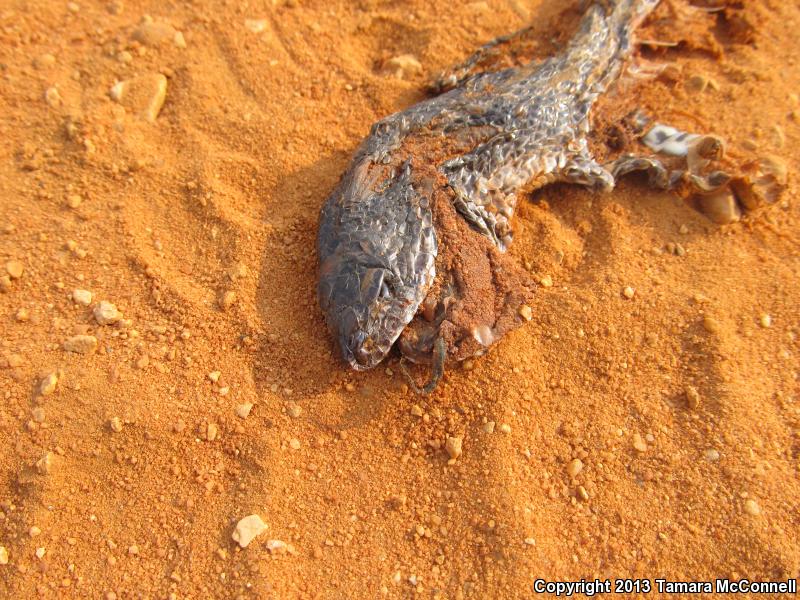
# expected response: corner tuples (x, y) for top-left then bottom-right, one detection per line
(72, 289), (92, 306)
(743, 499), (761, 516)
(94, 301), (121, 326)
(567, 458), (584, 478)
(445, 436), (463, 460)
(38, 372), (59, 397)
(232, 514), (267, 548)
(64, 335), (98, 354)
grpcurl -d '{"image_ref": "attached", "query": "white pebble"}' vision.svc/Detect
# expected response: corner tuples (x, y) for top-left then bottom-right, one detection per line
(235, 403), (253, 419)
(385, 54), (422, 79)
(72, 289), (92, 306)
(110, 73), (168, 122)
(566, 458), (584, 478)
(445, 436), (462, 460)
(244, 19), (268, 33)
(63, 335), (98, 354)
(94, 301), (121, 325)
(265, 539), (288, 554)
(232, 514), (267, 548)
(38, 372), (59, 397)
(743, 499), (761, 516)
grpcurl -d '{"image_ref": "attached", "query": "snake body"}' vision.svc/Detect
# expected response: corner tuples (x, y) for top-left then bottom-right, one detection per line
(317, 0), (661, 373)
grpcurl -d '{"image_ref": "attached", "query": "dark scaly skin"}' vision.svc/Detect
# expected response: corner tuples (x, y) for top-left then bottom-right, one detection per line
(318, 0), (660, 374)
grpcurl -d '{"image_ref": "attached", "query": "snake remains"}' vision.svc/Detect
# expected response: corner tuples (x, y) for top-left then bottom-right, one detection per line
(317, 0), (743, 393)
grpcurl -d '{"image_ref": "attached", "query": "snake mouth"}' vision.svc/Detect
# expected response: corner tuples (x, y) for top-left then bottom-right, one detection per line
(341, 331), (385, 371)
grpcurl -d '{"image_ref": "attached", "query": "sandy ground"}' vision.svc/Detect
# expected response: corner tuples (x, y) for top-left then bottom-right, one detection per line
(1, 0), (799, 598)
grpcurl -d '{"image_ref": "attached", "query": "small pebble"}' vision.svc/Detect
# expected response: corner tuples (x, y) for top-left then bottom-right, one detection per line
(208, 371), (221, 383)
(743, 498), (761, 516)
(227, 263), (249, 280)
(622, 286), (635, 299)
(287, 402), (302, 418)
(265, 539), (288, 554)
(63, 335), (98, 354)
(110, 73), (168, 122)
(235, 403), (253, 419)
(445, 436), (462, 460)
(499, 423), (511, 434)
(759, 314), (772, 328)
(232, 515), (267, 548)
(34, 53), (56, 69)
(32, 407), (46, 423)
(289, 438), (301, 450)
(566, 458), (584, 478)
(6, 261), (24, 279)
(15, 308), (29, 322)
(35, 547), (46, 559)
(384, 54), (422, 79)
(131, 20), (177, 45)
(66, 194), (82, 209)
(38, 372), (59, 397)
(45, 86), (62, 107)
(702, 316), (721, 334)
(518, 305), (533, 321)
(632, 433), (647, 453)
(539, 275), (553, 288)
(109, 417), (123, 432)
(94, 301), (121, 326)
(244, 19), (268, 33)
(685, 385), (701, 409)
(0, 546), (7, 565)
(577, 485), (590, 501)
(206, 423), (218, 441)
(72, 289), (92, 306)
(483, 421), (495, 434)
(410, 404), (424, 417)
(35, 453), (54, 475)
(704, 448), (720, 461)
(219, 290), (236, 311)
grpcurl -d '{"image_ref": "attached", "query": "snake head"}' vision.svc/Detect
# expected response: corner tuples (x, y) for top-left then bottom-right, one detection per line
(317, 159), (437, 370)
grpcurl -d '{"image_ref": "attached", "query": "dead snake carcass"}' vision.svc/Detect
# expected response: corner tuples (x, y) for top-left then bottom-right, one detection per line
(317, 0), (761, 393)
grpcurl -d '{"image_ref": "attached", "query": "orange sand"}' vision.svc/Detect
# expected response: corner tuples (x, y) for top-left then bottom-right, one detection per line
(0, 0), (798, 598)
